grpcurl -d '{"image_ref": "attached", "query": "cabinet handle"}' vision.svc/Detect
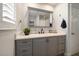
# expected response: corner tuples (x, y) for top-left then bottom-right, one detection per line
(71, 33), (75, 35)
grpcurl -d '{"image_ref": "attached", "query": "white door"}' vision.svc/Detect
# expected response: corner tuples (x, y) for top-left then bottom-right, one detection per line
(70, 3), (79, 54)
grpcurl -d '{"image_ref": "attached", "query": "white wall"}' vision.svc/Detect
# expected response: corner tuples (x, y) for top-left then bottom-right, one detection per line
(53, 3), (68, 33)
(0, 3), (16, 56)
(53, 3), (69, 55)
(15, 3), (54, 34)
(0, 3), (2, 22)
(0, 30), (15, 56)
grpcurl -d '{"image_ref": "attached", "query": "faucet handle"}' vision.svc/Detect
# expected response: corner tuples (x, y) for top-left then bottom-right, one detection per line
(38, 31), (40, 34)
(41, 28), (43, 31)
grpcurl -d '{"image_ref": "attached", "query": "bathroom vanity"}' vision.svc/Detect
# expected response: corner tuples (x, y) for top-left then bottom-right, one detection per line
(15, 33), (66, 56)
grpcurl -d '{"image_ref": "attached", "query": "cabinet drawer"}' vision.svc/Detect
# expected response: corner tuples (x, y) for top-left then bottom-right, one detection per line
(20, 48), (32, 53)
(17, 44), (32, 49)
(59, 39), (64, 43)
(15, 40), (32, 50)
(16, 46), (32, 56)
(59, 38), (65, 43)
(58, 40), (65, 47)
(58, 49), (64, 54)
(16, 42), (32, 51)
(58, 44), (64, 50)
(17, 43), (32, 48)
(58, 36), (66, 41)
(16, 39), (32, 46)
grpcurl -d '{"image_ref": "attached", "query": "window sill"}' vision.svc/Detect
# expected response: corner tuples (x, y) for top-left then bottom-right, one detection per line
(0, 28), (16, 31)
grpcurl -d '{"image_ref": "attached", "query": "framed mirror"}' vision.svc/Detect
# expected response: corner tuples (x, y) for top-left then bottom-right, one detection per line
(28, 7), (53, 28)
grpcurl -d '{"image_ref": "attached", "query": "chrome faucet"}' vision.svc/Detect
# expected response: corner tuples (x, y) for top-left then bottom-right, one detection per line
(38, 28), (44, 34)
(41, 28), (44, 34)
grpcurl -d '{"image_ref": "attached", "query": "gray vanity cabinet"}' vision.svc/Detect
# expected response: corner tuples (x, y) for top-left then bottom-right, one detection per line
(15, 35), (65, 56)
(33, 38), (47, 56)
(15, 39), (32, 56)
(47, 37), (58, 56)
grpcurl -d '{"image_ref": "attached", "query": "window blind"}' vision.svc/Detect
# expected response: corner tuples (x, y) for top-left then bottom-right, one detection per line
(3, 3), (16, 24)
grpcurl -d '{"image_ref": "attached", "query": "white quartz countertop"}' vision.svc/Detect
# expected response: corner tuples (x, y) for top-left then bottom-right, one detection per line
(16, 32), (66, 40)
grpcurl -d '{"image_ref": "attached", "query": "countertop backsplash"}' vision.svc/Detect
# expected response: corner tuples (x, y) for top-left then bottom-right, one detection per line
(30, 27), (57, 34)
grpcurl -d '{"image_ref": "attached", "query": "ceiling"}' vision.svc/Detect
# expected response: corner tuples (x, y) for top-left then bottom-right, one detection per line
(38, 3), (59, 7)
(48, 3), (59, 7)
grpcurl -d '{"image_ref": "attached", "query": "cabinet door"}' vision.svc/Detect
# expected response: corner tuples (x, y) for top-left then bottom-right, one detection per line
(47, 37), (58, 56)
(15, 39), (32, 56)
(33, 38), (47, 56)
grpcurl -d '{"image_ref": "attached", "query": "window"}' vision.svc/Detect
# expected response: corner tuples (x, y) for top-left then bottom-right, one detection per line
(3, 3), (16, 24)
